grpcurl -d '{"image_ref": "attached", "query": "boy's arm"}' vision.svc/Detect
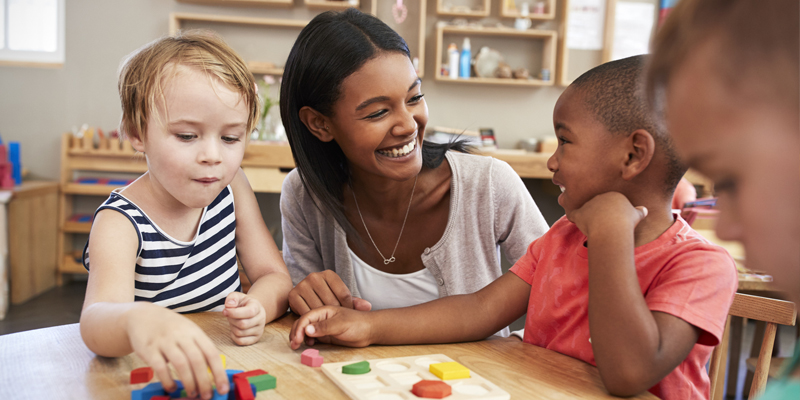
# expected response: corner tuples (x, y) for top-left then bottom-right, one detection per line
(229, 169), (293, 330)
(570, 192), (700, 396)
(290, 272), (531, 348)
(80, 210), (229, 398)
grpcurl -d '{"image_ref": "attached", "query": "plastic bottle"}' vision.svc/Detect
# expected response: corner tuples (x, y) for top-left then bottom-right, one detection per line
(447, 43), (459, 79)
(459, 37), (471, 79)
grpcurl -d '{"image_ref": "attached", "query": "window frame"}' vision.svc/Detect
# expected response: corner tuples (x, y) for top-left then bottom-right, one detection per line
(0, 0), (65, 68)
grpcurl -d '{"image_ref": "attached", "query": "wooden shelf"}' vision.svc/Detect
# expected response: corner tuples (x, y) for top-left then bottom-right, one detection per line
(305, 0), (359, 9)
(436, 0), (490, 18)
(62, 221), (92, 234)
(60, 254), (87, 275)
(247, 61), (284, 76)
(169, 12), (309, 35)
(501, 0), (555, 20)
(176, 0), (294, 7)
(62, 183), (122, 196)
(435, 25), (557, 86)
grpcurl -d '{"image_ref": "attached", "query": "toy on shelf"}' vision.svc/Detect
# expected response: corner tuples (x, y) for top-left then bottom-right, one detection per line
(68, 127), (135, 155)
(0, 143), (14, 189)
(321, 354), (510, 400)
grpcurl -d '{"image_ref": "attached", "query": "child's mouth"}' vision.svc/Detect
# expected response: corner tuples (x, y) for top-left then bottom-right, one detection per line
(377, 140), (416, 158)
(559, 185), (565, 193)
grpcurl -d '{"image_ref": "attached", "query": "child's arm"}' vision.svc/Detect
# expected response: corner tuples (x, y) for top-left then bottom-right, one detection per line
(568, 192), (701, 396)
(224, 169), (293, 345)
(289, 272), (531, 349)
(80, 210), (229, 399)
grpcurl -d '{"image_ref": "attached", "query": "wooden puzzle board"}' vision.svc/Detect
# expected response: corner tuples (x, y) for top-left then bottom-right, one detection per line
(321, 354), (510, 400)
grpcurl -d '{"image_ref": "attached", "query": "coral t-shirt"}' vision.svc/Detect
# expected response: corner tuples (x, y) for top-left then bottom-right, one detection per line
(510, 215), (737, 400)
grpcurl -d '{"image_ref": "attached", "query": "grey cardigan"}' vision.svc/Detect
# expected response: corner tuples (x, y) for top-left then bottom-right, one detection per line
(281, 151), (548, 302)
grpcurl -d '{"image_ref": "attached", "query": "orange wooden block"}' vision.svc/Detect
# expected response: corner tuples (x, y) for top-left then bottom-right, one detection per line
(130, 366), (154, 384)
(412, 380), (451, 399)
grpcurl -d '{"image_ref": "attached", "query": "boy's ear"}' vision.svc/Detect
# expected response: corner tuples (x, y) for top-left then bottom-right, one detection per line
(298, 106), (334, 142)
(621, 129), (655, 181)
(127, 132), (145, 153)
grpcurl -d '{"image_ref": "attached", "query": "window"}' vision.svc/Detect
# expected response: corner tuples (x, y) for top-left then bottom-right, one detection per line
(0, 0), (65, 66)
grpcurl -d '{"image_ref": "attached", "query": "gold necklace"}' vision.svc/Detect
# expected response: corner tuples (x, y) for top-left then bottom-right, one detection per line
(351, 175), (418, 264)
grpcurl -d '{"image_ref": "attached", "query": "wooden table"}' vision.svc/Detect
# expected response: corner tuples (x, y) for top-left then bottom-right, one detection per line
(0, 312), (658, 399)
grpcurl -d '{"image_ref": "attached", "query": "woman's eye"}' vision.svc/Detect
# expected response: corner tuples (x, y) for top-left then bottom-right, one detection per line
(365, 110), (388, 119)
(409, 93), (425, 103)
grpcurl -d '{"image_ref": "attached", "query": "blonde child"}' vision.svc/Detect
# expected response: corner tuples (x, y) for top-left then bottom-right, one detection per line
(289, 56), (738, 400)
(646, 0), (799, 397)
(79, 31), (292, 399)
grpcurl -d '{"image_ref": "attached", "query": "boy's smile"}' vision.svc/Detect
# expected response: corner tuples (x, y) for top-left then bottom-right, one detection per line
(548, 88), (624, 215)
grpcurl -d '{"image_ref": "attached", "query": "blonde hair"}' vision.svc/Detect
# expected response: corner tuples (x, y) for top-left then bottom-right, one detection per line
(118, 30), (258, 142)
(646, 0), (799, 112)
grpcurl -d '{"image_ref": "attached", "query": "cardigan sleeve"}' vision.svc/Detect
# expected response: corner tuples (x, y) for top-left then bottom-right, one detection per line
(280, 171), (326, 286)
(490, 158), (549, 265)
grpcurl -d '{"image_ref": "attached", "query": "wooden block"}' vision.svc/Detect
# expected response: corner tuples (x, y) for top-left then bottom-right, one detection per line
(83, 128), (95, 151)
(301, 348), (324, 367)
(412, 380), (452, 398)
(430, 361), (470, 380)
(248, 373), (276, 391)
(342, 361), (370, 375)
(130, 366), (154, 384)
(109, 137), (121, 152)
(122, 139), (134, 153)
(98, 137), (109, 151)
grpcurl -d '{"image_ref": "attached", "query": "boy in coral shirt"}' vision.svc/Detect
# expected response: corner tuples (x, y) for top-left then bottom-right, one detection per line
(288, 55), (738, 400)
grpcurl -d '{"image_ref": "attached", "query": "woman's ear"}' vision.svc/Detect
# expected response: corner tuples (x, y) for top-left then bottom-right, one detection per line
(299, 106), (334, 142)
(622, 129), (655, 180)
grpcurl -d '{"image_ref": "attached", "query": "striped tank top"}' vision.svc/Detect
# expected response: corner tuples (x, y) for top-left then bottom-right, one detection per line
(83, 186), (241, 313)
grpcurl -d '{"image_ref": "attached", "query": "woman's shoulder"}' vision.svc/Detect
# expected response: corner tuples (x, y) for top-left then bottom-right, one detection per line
(280, 169), (322, 214)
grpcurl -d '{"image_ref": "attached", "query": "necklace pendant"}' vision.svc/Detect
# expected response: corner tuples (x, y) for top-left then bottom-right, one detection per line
(384, 257), (396, 265)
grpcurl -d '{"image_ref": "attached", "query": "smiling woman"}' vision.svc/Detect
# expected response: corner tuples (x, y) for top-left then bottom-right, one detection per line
(279, 9), (549, 334)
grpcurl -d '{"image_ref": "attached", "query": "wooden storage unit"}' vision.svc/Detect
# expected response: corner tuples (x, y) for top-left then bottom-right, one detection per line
(176, 0), (294, 7)
(435, 25), (557, 86)
(370, 0), (428, 78)
(305, 0), (360, 9)
(501, 0), (555, 20)
(7, 181), (59, 304)
(436, 0), (491, 18)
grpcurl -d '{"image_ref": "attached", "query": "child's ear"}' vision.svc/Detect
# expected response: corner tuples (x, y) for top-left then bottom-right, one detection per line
(621, 129), (655, 180)
(298, 106), (334, 142)
(127, 132), (145, 153)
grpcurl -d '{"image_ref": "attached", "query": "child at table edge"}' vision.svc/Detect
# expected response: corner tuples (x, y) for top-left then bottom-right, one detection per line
(79, 31), (292, 399)
(289, 55), (738, 400)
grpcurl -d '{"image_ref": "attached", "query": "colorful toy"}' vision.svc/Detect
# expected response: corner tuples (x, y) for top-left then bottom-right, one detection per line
(412, 380), (452, 398)
(321, 354), (509, 400)
(130, 381), (165, 400)
(8, 142), (20, 185)
(342, 361), (370, 375)
(130, 367), (154, 384)
(301, 348), (324, 367)
(248, 373), (277, 391)
(429, 361), (470, 380)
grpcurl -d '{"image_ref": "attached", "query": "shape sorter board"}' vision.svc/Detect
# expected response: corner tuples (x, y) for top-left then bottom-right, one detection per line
(321, 354), (510, 400)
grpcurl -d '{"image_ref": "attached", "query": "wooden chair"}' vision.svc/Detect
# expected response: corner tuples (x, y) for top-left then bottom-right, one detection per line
(709, 293), (796, 400)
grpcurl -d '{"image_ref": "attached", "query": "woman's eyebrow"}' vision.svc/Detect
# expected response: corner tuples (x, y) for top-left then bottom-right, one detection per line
(354, 79), (421, 111)
(408, 78), (421, 91)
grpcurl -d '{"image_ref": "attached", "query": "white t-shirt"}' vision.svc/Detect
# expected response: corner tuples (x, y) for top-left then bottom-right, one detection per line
(349, 249), (439, 311)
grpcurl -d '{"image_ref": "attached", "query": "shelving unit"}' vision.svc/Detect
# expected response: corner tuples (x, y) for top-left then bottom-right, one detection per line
(175, 0), (294, 7)
(500, 0), (555, 20)
(435, 25), (556, 86)
(56, 133), (147, 283)
(436, 0), (491, 18)
(370, 0), (427, 78)
(305, 0), (360, 9)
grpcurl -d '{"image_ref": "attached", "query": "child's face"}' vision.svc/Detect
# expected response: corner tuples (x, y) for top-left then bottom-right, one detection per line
(548, 88), (625, 215)
(135, 64), (249, 209)
(327, 52), (427, 182)
(666, 46), (800, 299)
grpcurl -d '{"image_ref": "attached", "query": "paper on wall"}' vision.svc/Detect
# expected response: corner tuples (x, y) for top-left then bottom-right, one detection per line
(566, 0), (606, 50)
(610, 1), (656, 60)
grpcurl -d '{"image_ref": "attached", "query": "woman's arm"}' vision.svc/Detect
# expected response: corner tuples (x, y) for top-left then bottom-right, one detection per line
(80, 209), (229, 398)
(228, 169), (293, 340)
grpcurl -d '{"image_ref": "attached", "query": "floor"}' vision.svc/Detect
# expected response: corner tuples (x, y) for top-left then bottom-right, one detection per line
(0, 282), (796, 400)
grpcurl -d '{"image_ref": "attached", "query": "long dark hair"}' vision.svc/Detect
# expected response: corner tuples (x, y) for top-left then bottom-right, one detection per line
(280, 8), (470, 236)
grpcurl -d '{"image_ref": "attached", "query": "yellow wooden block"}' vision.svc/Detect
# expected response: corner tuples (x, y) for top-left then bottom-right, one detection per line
(208, 354), (227, 374)
(429, 362), (470, 380)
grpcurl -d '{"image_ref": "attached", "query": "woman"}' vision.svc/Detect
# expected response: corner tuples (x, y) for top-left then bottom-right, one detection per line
(279, 9), (548, 336)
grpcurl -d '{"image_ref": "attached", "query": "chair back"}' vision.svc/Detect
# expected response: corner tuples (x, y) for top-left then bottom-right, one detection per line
(709, 293), (796, 400)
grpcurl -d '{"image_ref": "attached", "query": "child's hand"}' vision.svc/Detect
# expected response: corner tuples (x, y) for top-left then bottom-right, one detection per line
(127, 306), (229, 399)
(567, 192), (648, 237)
(289, 306), (373, 349)
(288, 270), (372, 315)
(222, 292), (267, 346)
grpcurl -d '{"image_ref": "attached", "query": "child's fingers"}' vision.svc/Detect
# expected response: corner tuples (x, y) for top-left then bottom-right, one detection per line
(163, 346), (199, 398)
(143, 352), (177, 393)
(224, 303), (259, 321)
(230, 324), (264, 339)
(353, 297), (372, 311)
(230, 331), (262, 346)
(180, 342), (218, 399)
(224, 291), (246, 309)
(195, 338), (229, 395)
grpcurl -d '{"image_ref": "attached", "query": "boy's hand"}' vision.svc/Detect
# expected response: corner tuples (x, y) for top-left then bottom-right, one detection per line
(567, 192), (648, 237)
(127, 306), (228, 399)
(222, 292), (267, 346)
(289, 306), (374, 349)
(288, 270), (372, 315)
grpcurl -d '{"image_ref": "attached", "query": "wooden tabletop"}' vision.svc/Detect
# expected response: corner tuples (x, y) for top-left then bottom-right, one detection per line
(0, 312), (658, 399)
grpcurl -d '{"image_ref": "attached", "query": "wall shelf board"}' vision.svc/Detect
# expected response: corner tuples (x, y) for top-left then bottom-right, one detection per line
(435, 76), (552, 86)
(305, 0), (360, 9)
(63, 221), (91, 234)
(247, 61), (284, 76)
(175, 0), (294, 7)
(501, 0), (555, 20)
(169, 12), (308, 35)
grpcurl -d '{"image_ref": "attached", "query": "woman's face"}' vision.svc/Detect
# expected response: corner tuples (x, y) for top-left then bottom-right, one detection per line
(327, 52), (428, 182)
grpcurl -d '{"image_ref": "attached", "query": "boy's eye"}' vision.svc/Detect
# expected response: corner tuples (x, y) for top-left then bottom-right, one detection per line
(714, 178), (737, 195)
(222, 136), (241, 143)
(176, 134), (195, 141)
(558, 136), (570, 145)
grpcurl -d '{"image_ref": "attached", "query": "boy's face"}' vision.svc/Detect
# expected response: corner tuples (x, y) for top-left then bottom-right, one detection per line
(134, 64), (249, 210)
(548, 88), (625, 215)
(666, 45), (800, 300)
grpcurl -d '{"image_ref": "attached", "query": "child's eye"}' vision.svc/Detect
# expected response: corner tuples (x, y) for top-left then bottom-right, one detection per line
(714, 178), (737, 195)
(222, 136), (241, 143)
(176, 134), (196, 141)
(558, 136), (570, 145)
(409, 93), (425, 104)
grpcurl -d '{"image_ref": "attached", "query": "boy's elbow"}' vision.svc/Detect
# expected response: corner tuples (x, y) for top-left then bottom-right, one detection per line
(600, 366), (654, 397)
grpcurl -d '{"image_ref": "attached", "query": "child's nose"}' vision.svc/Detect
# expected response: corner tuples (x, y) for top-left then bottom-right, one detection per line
(714, 199), (744, 242)
(546, 152), (558, 172)
(199, 139), (222, 164)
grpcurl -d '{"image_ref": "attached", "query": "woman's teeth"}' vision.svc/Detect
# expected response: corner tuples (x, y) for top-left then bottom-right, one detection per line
(378, 140), (416, 158)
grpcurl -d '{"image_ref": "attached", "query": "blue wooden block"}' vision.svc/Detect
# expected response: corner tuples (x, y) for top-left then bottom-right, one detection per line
(226, 369), (244, 383)
(168, 380), (184, 398)
(131, 381), (165, 400)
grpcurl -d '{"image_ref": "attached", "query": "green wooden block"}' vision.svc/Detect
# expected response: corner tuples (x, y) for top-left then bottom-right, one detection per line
(247, 373), (276, 391)
(342, 361), (370, 375)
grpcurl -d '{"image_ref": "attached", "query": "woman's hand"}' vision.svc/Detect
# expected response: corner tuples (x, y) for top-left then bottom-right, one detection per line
(288, 270), (372, 315)
(222, 292), (267, 345)
(289, 306), (375, 349)
(127, 305), (229, 399)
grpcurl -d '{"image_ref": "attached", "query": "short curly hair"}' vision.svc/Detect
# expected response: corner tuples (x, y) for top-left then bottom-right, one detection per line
(118, 30), (258, 142)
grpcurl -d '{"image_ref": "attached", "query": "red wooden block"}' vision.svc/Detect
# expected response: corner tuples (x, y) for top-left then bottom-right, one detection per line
(412, 380), (452, 399)
(234, 377), (255, 400)
(149, 396), (170, 400)
(130, 367), (154, 384)
(231, 369), (268, 381)
(301, 348), (324, 367)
